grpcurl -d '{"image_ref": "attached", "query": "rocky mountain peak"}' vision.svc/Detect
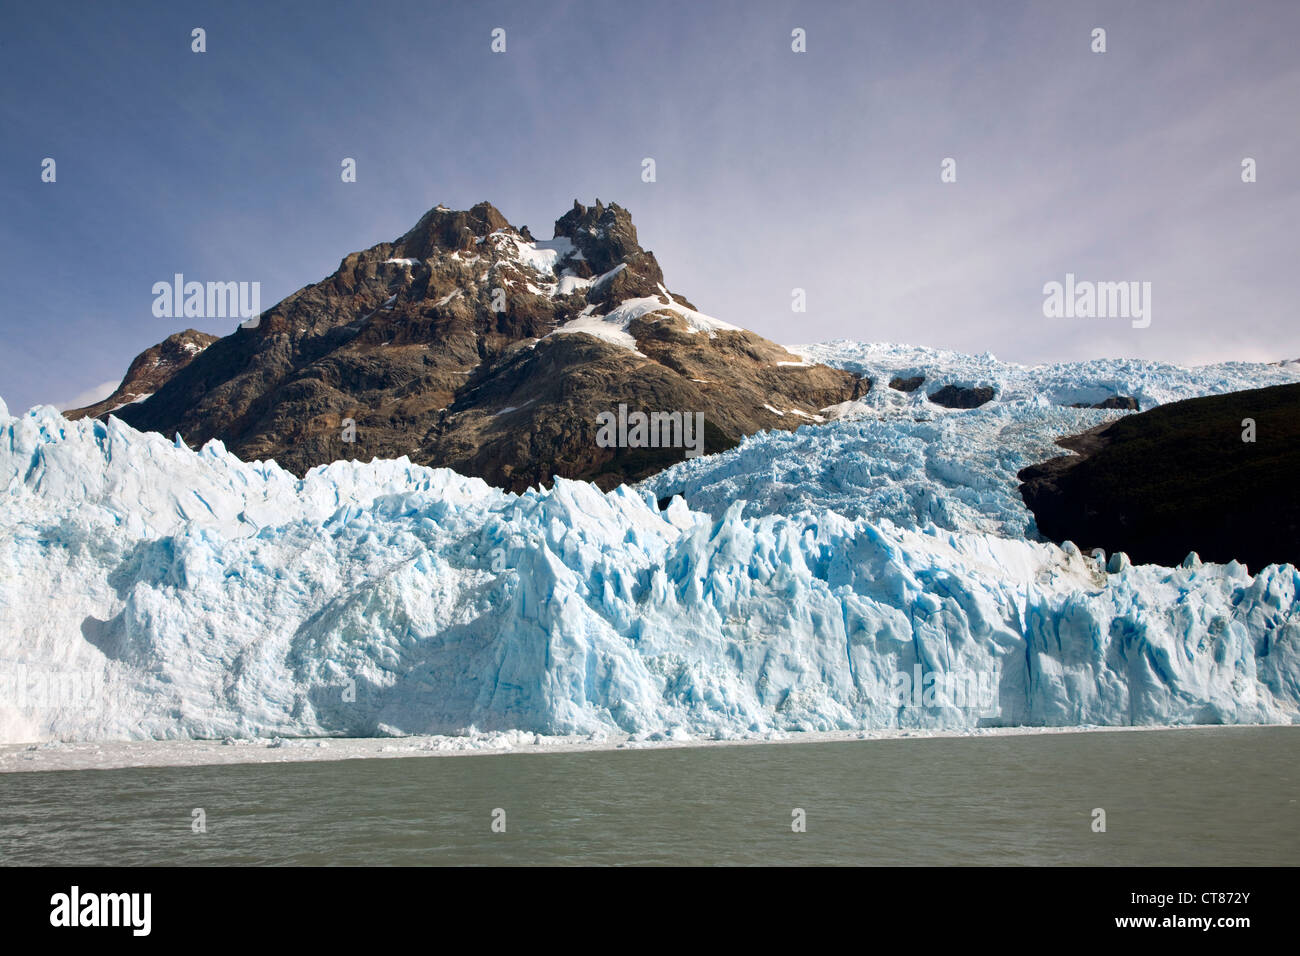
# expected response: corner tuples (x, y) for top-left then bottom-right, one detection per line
(554, 199), (645, 274)
(394, 200), (514, 258)
(66, 329), (218, 420)
(96, 199), (867, 491)
(547, 199), (674, 310)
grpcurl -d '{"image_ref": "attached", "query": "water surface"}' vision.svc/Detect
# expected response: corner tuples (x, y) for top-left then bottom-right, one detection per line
(0, 728), (1295, 865)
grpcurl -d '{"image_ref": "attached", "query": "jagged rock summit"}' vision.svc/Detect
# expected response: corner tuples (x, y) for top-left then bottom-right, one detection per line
(72, 201), (865, 491)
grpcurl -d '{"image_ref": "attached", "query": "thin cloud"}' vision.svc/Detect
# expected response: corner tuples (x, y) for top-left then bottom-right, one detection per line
(54, 380), (120, 412)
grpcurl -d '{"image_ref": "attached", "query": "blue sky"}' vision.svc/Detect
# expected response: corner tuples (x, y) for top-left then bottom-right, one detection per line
(2, 0), (1298, 413)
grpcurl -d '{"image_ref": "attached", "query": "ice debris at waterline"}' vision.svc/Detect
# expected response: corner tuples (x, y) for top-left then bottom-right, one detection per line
(0, 394), (1297, 744)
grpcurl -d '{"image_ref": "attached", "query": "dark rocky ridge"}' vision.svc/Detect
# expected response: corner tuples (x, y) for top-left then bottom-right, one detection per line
(888, 375), (925, 392)
(927, 384), (995, 408)
(67, 329), (219, 420)
(77, 201), (866, 492)
(1018, 383), (1300, 571)
(1070, 396), (1140, 410)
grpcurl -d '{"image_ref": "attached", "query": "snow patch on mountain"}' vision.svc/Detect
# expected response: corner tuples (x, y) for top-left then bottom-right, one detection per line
(549, 294), (742, 354)
(555, 273), (594, 296)
(499, 233), (576, 275)
(547, 310), (645, 354)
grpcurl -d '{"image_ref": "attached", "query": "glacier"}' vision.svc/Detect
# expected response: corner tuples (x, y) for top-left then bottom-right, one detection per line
(1, 345), (1299, 745)
(792, 340), (1300, 411)
(640, 402), (1122, 536)
(643, 343), (1300, 534)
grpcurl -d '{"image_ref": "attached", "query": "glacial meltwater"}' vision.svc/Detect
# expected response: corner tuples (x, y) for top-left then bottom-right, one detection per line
(0, 727), (1295, 866)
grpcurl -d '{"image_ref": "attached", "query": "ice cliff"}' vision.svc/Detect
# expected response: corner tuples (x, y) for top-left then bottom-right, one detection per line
(1, 345), (1298, 744)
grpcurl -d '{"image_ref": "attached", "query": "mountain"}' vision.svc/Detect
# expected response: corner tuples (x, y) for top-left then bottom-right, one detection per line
(65, 329), (218, 420)
(1018, 382), (1300, 572)
(86, 201), (865, 492)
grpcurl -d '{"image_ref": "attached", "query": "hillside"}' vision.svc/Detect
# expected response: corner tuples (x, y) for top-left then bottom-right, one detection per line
(78, 201), (865, 492)
(1018, 383), (1300, 571)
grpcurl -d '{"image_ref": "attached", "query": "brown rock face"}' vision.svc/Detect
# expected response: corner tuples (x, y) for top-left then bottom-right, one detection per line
(927, 384), (995, 409)
(104, 200), (866, 492)
(888, 375), (925, 393)
(65, 329), (219, 420)
(1068, 396), (1140, 410)
(1019, 383), (1300, 571)
(1090, 395), (1140, 411)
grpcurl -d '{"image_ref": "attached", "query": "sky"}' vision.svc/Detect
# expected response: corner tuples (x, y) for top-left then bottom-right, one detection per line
(1, 0), (1298, 414)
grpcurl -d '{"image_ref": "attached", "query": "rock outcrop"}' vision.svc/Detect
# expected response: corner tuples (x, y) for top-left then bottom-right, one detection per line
(65, 329), (219, 420)
(94, 201), (866, 491)
(1018, 383), (1300, 571)
(928, 384), (995, 408)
